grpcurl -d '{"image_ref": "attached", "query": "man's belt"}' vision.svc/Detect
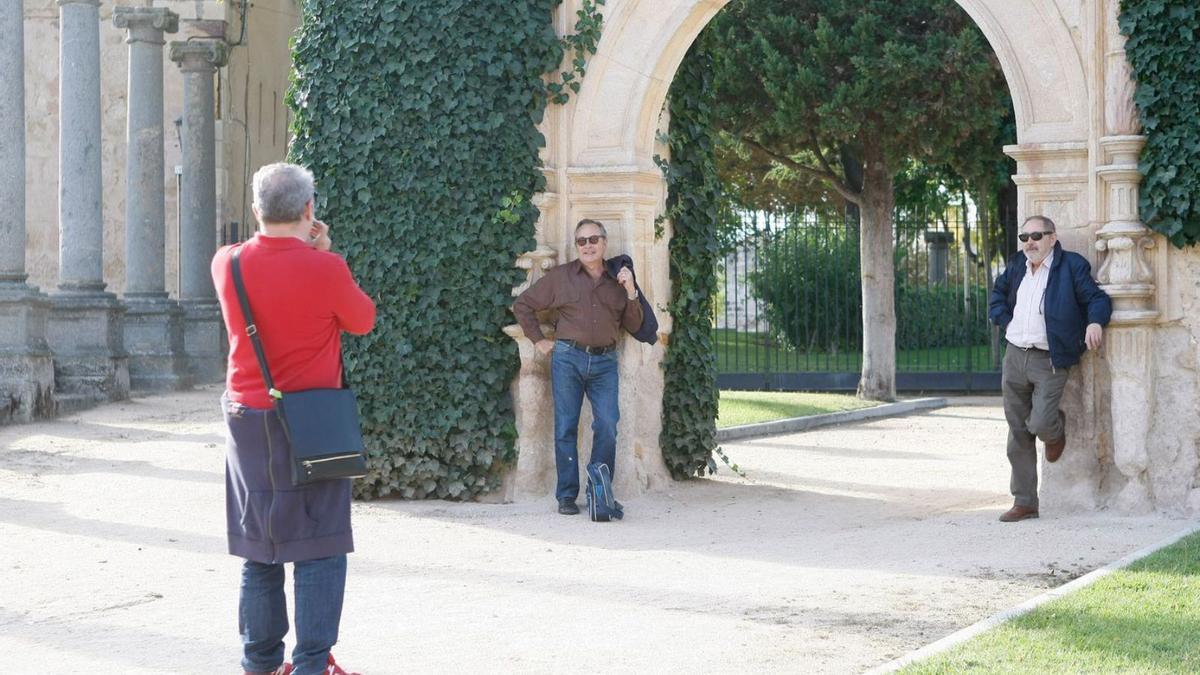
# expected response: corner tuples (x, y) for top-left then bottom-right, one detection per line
(559, 338), (617, 355)
(1008, 341), (1048, 353)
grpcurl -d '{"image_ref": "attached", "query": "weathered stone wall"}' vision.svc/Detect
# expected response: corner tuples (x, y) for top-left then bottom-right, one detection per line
(1150, 249), (1200, 513)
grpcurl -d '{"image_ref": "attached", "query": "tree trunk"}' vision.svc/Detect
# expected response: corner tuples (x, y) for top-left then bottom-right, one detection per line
(840, 145), (863, 228)
(856, 147), (896, 401)
(976, 181), (1004, 371)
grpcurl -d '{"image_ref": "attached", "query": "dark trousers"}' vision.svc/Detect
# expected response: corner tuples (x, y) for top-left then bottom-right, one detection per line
(1001, 344), (1068, 508)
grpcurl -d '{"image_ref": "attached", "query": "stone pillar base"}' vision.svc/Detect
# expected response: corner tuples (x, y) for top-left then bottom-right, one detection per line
(124, 294), (192, 392)
(181, 299), (225, 384)
(0, 283), (56, 423)
(490, 325), (557, 502)
(47, 291), (130, 410)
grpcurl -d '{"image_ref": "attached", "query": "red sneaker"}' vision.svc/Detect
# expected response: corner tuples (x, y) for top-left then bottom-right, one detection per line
(325, 654), (361, 675)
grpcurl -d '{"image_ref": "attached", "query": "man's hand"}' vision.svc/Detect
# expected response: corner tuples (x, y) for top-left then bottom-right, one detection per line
(1085, 323), (1103, 350)
(535, 339), (555, 356)
(309, 219), (332, 252)
(616, 266), (636, 298)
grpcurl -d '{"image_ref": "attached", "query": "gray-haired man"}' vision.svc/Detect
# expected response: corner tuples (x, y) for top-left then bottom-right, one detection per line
(212, 162), (374, 674)
(988, 215), (1111, 522)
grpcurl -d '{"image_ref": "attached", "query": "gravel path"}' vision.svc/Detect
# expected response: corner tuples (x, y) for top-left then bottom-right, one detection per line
(0, 389), (1185, 673)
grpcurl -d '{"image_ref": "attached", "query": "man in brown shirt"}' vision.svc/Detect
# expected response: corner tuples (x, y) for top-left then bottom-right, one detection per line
(513, 219), (643, 515)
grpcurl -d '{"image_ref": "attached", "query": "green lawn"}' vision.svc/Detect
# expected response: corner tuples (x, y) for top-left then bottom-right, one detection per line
(901, 532), (1200, 674)
(714, 328), (998, 373)
(717, 390), (877, 428)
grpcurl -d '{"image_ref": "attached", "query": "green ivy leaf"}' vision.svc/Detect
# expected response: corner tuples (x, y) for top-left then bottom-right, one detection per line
(1121, 0), (1200, 247)
(291, 0), (556, 501)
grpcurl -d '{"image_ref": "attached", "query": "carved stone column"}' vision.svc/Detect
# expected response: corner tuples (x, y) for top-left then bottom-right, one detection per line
(0, 0), (55, 421)
(1095, 135), (1156, 512)
(502, 320), (557, 500)
(169, 40), (229, 383)
(498, 193), (561, 500)
(1092, 0), (1164, 512)
(1095, 137), (1155, 321)
(115, 7), (190, 392)
(47, 0), (130, 408)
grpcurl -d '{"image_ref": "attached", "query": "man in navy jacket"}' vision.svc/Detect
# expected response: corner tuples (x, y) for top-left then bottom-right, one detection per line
(988, 215), (1112, 522)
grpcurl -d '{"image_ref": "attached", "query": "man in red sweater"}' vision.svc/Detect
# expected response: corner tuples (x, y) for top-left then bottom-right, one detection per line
(211, 162), (375, 675)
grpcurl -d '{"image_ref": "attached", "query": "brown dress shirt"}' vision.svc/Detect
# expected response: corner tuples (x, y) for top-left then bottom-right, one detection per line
(513, 259), (644, 347)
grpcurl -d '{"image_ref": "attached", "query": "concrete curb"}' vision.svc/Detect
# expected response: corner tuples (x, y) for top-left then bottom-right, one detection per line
(865, 521), (1200, 674)
(716, 397), (948, 443)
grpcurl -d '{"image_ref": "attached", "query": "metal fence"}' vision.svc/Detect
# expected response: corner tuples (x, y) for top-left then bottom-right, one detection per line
(715, 207), (1003, 392)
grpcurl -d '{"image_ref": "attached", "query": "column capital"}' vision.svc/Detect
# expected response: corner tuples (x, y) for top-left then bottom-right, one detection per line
(513, 247), (559, 298)
(56, 0), (101, 6)
(1097, 134), (1147, 168)
(1094, 133), (1157, 325)
(114, 7), (179, 44)
(169, 40), (229, 72)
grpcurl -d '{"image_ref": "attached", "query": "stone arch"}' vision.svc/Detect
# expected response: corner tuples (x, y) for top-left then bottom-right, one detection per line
(542, 0), (1095, 501)
(513, 0), (1187, 515)
(568, 0), (1090, 172)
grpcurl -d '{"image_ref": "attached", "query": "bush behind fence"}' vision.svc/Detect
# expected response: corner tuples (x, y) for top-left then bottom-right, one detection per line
(745, 211), (991, 354)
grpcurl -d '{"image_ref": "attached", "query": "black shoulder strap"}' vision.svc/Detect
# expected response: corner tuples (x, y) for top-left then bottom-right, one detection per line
(230, 247), (279, 399)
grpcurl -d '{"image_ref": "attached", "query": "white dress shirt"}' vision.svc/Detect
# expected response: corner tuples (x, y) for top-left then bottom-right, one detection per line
(1005, 250), (1054, 350)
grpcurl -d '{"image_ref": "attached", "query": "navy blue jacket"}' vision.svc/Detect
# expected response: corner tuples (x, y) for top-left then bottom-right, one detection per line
(988, 241), (1112, 368)
(605, 255), (658, 344)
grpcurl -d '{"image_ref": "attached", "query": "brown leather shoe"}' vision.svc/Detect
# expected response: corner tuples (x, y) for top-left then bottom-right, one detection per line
(999, 504), (1039, 522)
(1044, 410), (1067, 462)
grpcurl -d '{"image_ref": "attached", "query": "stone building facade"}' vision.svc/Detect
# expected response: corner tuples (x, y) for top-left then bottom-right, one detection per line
(2, 1), (298, 418)
(4, 0), (1197, 515)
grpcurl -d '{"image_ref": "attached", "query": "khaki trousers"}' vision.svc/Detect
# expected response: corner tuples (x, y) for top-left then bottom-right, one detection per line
(1001, 344), (1068, 508)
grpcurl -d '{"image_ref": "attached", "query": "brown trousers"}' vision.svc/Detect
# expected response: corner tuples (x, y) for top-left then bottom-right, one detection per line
(1001, 344), (1068, 508)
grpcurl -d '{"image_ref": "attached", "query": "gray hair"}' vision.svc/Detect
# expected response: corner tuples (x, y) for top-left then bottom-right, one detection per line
(1023, 215), (1056, 233)
(575, 218), (608, 238)
(252, 162), (315, 224)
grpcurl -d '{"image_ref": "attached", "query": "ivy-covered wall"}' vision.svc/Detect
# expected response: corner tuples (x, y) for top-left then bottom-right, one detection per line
(289, 0), (562, 499)
(1120, 0), (1200, 247)
(657, 40), (723, 479)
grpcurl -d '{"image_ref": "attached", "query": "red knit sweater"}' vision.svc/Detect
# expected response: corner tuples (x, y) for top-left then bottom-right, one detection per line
(212, 234), (376, 409)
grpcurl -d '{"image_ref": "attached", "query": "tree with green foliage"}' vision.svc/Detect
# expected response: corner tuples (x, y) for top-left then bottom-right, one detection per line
(705, 0), (1010, 400)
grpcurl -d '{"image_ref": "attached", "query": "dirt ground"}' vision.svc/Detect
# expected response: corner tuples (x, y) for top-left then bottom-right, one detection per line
(0, 387), (1187, 673)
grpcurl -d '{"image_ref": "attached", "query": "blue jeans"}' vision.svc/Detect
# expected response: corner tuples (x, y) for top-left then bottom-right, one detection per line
(240, 554), (347, 675)
(551, 340), (620, 501)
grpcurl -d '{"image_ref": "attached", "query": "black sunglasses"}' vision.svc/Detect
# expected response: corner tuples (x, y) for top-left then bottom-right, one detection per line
(1018, 231), (1053, 243)
(575, 234), (606, 246)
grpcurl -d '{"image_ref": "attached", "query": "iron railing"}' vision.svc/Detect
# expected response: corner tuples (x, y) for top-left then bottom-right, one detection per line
(715, 207), (1003, 392)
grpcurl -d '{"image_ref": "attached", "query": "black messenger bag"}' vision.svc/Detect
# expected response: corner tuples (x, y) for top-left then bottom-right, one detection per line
(230, 247), (368, 486)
